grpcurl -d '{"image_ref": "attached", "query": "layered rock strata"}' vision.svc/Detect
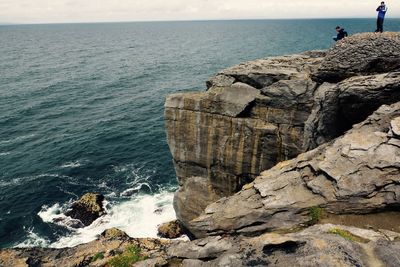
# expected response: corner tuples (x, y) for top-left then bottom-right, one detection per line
(165, 32), (400, 228)
(189, 102), (400, 237)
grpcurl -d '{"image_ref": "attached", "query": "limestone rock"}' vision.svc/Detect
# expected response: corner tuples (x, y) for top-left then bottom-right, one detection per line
(313, 32), (400, 82)
(100, 228), (129, 240)
(165, 53), (325, 225)
(391, 117), (400, 136)
(304, 72), (400, 149)
(65, 193), (105, 227)
(158, 220), (185, 239)
(189, 102), (400, 237)
(166, 224), (400, 267)
(2, 224), (400, 267)
(166, 36), (400, 230)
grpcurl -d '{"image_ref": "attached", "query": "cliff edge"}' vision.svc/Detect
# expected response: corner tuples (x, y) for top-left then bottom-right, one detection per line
(165, 32), (400, 231)
(2, 32), (400, 267)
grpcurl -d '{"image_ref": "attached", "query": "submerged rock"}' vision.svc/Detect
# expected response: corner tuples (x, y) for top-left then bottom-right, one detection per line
(65, 193), (106, 227)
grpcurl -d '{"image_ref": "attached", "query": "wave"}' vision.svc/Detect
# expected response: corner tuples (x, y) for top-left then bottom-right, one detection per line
(0, 152), (11, 156)
(15, 227), (51, 248)
(60, 161), (84, 169)
(0, 134), (35, 145)
(36, 189), (177, 248)
(0, 173), (66, 188)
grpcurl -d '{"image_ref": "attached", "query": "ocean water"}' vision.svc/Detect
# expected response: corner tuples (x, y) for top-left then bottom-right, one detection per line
(1, 19), (399, 249)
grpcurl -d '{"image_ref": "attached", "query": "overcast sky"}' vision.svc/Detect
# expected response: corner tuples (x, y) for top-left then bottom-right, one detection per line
(1, 0), (399, 24)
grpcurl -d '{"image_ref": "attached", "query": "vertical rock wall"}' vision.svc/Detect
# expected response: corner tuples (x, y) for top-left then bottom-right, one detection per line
(165, 33), (400, 229)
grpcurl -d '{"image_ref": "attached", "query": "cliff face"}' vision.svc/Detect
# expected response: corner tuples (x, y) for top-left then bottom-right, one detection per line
(165, 32), (400, 228)
(3, 32), (400, 267)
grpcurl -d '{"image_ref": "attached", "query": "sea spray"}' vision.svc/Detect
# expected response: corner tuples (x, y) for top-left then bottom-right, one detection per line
(35, 190), (176, 248)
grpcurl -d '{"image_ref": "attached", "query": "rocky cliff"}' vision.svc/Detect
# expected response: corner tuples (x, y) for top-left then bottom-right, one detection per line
(165, 32), (400, 228)
(2, 32), (400, 267)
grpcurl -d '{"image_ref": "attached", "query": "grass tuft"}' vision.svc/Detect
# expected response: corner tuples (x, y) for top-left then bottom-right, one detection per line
(108, 246), (147, 267)
(328, 228), (369, 243)
(91, 252), (104, 262)
(309, 207), (324, 225)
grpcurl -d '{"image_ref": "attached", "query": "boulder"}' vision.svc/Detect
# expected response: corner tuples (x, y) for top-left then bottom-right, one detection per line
(100, 228), (129, 240)
(188, 102), (400, 237)
(313, 32), (400, 83)
(158, 220), (185, 239)
(65, 193), (105, 226)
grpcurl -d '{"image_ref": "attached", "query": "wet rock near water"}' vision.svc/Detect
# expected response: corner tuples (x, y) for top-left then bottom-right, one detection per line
(65, 193), (106, 227)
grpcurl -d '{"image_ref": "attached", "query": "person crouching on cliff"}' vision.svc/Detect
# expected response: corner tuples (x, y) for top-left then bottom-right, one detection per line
(376, 1), (388, 33)
(333, 26), (348, 42)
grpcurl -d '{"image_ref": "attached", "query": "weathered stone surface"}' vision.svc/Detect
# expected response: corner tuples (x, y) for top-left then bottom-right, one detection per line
(189, 102), (400, 237)
(157, 220), (185, 239)
(305, 72), (400, 149)
(3, 224), (399, 267)
(391, 117), (400, 136)
(100, 228), (129, 240)
(65, 193), (105, 227)
(165, 53), (326, 225)
(313, 32), (400, 82)
(207, 51), (325, 89)
(166, 224), (400, 267)
(166, 35), (400, 230)
(0, 229), (172, 267)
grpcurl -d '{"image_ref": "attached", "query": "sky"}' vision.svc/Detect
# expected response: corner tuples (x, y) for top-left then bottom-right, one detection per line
(0, 0), (399, 24)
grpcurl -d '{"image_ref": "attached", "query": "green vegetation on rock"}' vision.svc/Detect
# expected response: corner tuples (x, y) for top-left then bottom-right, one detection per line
(108, 246), (147, 267)
(91, 252), (104, 262)
(328, 228), (369, 243)
(309, 207), (324, 225)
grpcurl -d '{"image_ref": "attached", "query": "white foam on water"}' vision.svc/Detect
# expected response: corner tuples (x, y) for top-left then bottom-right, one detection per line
(37, 190), (177, 248)
(15, 228), (51, 248)
(0, 134), (35, 145)
(0, 152), (11, 156)
(0, 173), (65, 188)
(60, 161), (83, 168)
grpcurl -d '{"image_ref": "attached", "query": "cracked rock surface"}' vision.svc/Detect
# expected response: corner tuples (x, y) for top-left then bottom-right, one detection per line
(189, 102), (400, 237)
(165, 32), (400, 228)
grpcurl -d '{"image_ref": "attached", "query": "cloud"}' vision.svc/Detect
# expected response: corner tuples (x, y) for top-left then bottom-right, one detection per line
(0, 0), (398, 24)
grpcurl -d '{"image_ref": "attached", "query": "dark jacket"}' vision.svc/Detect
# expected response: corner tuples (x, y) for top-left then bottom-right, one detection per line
(377, 5), (387, 19)
(336, 29), (348, 41)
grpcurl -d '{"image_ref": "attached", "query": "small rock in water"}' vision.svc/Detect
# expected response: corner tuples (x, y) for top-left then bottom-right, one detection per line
(154, 208), (163, 214)
(65, 193), (106, 227)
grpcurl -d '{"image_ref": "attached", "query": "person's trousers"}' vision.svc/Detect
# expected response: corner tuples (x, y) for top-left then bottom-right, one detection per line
(376, 17), (384, 33)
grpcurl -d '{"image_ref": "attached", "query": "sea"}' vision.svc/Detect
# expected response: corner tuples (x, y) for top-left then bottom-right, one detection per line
(0, 19), (399, 249)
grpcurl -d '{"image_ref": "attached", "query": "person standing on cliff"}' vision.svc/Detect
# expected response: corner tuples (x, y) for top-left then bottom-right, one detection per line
(376, 1), (388, 33)
(333, 26), (348, 42)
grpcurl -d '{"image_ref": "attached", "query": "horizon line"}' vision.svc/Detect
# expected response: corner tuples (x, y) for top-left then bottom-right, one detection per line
(2, 17), (400, 26)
